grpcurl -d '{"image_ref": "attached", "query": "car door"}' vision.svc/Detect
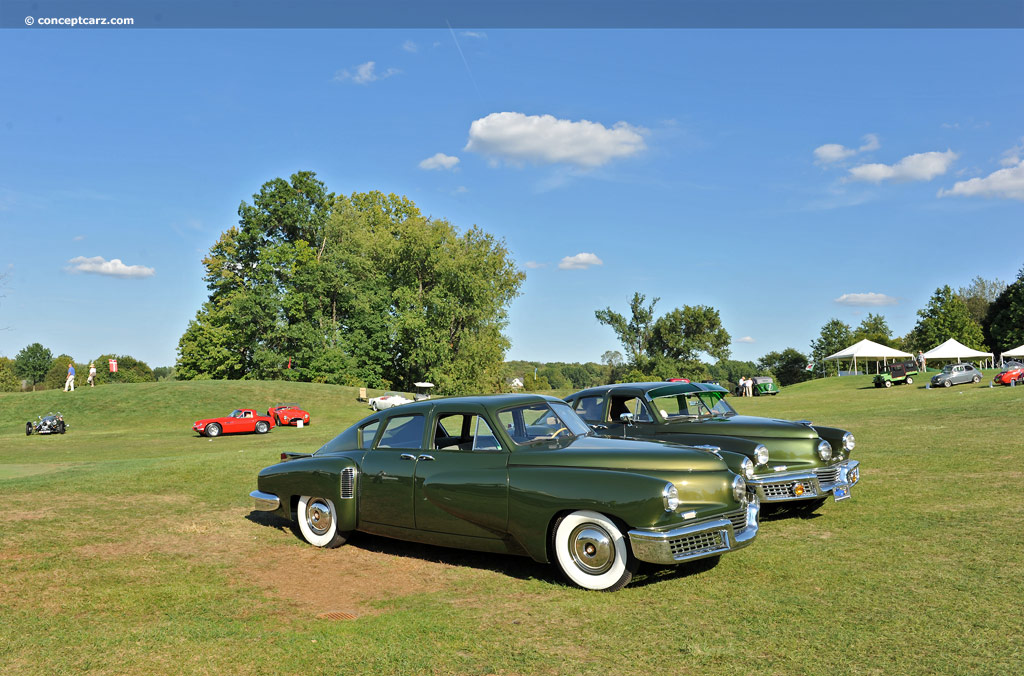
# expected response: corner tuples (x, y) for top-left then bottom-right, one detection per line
(358, 413), (426, 529)
(413, 409), (509, 538)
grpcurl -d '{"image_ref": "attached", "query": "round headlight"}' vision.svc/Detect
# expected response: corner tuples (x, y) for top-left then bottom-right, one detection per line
(842, 432), (855, 452)
(753, 444), (769, 466)
(732, 475), (747, 503)
(663, 482), (679, 512)
(817, 439), (832, 461)
(741, 457), (755, 480)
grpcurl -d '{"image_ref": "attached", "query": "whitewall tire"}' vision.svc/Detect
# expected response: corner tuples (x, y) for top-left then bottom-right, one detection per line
(297, 496), (348, 548)
(551, 510), (636, 591)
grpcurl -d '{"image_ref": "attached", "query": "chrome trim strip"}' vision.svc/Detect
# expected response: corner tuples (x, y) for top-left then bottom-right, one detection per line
(748, 470), (821, 502)
(249, 490), (280, 511)
(627, 496), (759, 566)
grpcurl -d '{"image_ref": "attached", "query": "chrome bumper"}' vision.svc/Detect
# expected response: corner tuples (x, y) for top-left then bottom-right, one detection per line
(818, 459), (860, 492)
(627, 496), (760, 566)
(250, 490), (281, 511)
(748, 470), (823, 502)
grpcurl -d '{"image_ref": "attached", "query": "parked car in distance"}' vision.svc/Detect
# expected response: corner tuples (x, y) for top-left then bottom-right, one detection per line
(874, 360), (919, 388)
(192, 409), (275, 437)
(250, 394), (759, 592)
(564, 382), (860, 509)
(992, 361), (1024, 386)
(267, 403), (311, 426)
(26, 412), (66, 436)
(368, 392), (411, 411)
(930, 363), (982, 388)
(750, 376), (779, 396)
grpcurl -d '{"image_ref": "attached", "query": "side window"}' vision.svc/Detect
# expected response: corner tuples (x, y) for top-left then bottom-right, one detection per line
(473, 417), (502, 451)
(631, 398), (653, 423)
(573, 395), (606, 422)
(359, 420), (380, 449)
(242, 411), (253, 419)
(375, 415), (426, 449)
(608, 396), (651, 422)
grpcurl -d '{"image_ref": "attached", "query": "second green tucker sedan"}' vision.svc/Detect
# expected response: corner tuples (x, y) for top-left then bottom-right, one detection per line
(564, 383), (860, 509)
(250, 394), (759, 591)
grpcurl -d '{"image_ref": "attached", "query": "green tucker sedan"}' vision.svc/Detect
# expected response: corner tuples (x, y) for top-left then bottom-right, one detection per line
(564, 383), (860, 509)
(250, 394), (759, 592)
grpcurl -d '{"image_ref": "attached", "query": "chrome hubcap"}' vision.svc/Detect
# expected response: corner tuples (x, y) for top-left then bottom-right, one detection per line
(306, 500), (333, 536)
(569, 524), (613, 574)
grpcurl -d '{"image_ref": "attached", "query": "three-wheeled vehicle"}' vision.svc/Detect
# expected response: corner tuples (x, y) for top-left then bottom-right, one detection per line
(751, 376), (779, 396)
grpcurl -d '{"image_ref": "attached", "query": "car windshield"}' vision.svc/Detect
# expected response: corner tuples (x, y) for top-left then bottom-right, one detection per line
(497, 401), (592, 445)
(229, 409), (243, 418)
(940, 366), (954, 374)
(651, 391), (736, 419)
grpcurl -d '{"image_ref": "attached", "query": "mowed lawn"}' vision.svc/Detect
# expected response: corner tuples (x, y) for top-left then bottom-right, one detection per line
(1, 377), (1021, 675)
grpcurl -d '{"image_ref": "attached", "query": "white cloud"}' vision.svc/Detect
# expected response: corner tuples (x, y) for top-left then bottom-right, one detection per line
(334, 61), (400, 85)
(848, 150), (958, 183)
(834, 292), (898, 307)
(460, 31), (487, 38)
(72, 235), (85, 241)
(814, 134), (880, 164)
(465, 112), (647, 168)
(452, 185), (468, 195)
(558, 253), (603, 270)
(938, 160), (1024, 201)
(418, 153), (460, 171)
(999, 138), (1024, 167)
(66, 256), (155, 278)
(736, 336), (755, 344)
(402, 40), (418, 53)
(524, 261), (547, 269)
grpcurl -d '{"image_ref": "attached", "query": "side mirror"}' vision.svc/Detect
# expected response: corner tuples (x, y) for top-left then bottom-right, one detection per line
(619, 412), (635, 425)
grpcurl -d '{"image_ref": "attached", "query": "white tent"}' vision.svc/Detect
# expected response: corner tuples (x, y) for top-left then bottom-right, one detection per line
(1001, 343), (1024, 358)
(922, 338), (993, 366)
(824, 339), (913, 375)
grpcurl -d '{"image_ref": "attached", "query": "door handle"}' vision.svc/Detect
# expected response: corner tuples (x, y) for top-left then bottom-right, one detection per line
(417, 454), (435, 462)
(400, 454), (416, 460)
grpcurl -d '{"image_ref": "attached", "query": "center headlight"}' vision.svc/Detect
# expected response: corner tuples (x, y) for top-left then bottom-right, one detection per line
(753, 444), (769, 466)
(732, 475), (747, 503)
(741, 457), (755, 480)
(842, 432), (856, 452)
(663, 483), (679, 512)
(817, 439), (833, 461)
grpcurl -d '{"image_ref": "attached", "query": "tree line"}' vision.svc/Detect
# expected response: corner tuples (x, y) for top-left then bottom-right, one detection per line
(175, 172), (524, 394)
(1, 342), (162, 392)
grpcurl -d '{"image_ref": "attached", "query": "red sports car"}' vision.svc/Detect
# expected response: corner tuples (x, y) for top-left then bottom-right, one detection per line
(267, 403), (311, 426)
(993, 361), (1024, 386)
(192, 409), (275, 437)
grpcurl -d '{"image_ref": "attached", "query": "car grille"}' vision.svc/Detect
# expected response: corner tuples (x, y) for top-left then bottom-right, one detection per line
(340, 467), (356, 499)
(723, 507), (747, 532)
(667, 529), (728, 558)
(815, 466), (840, 485)
(761, 480), (818, 498)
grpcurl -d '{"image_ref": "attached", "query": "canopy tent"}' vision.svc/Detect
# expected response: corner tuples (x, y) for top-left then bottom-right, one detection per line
(922, 338), (993, 367)
(1001, 343), (1024, 358)
(824, 339), (913, 375)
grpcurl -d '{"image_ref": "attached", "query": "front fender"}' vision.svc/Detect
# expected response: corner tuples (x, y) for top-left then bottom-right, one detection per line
(813, 425), (853, 458)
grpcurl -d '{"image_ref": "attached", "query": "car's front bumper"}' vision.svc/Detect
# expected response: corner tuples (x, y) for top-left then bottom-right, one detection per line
(815, 459), (860, 493)
(627, 496), (759, 566)
(250, 490), (281, 511)
(749, 469), (823, 502)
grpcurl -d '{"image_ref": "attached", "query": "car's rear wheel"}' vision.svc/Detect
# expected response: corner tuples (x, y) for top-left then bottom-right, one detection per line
(884, 380), (892, 388)
(25, 422), (32, 436)
(906, 376), (914, 385)
(551, 510), (637, 591)
(205, 423), (222, 437)
(297, 496), (349, 548)
(255, 421), (269, 434)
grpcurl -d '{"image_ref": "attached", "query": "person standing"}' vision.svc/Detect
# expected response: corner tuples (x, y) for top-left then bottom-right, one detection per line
(87, 362), (97, 387)
(64, 363), (76, 392)
(744, 376), (754, 397)
(737, 376), (747, 396)
(917, 351), (926, 373)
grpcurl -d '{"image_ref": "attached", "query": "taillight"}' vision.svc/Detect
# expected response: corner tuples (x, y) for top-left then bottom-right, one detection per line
(280, 452), (288, 461)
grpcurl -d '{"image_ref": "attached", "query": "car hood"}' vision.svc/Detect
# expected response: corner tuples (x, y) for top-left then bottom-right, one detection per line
(509, 435), (729, 472)
(659, 415), (819, 440)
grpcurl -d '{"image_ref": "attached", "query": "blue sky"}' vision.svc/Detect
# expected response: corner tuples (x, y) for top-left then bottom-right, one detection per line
(1, 29), (1022, 369)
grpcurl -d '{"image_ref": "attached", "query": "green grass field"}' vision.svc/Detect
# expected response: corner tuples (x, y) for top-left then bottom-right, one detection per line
(1, 376), (1022, 675)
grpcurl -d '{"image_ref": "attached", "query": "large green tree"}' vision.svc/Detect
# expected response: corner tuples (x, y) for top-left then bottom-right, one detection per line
(757, 348), (811, 387)
(907, 285), (986, 351)
(956, 275), (1006, 327)
(14, 343), (52, 387)
(809, 319), (853, 377)
(0, 356), (20, 392)
(596, 294), (731, 379)
(984, 267), (1024, 352)
(177, 172), (523, 394)
(853, 313), (893, 346)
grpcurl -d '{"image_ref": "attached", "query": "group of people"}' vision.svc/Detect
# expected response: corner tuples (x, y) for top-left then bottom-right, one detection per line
(736, 375), (755, 397)
(64, 362), (98, 392)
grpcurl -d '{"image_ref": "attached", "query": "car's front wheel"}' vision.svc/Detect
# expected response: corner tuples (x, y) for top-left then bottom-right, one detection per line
(944, 380), (952, 388)
(371, 401), (378, 411)
(972, 375), (980, 383)
(297, 496), (349, 548)
(204, 423), (222, 437)
(884, 380), (892, 388)
(551, 510), (637, 591)
(58, 421), (65, 434)
(25, 422), (32, 436)
(255, 421), (269, 434)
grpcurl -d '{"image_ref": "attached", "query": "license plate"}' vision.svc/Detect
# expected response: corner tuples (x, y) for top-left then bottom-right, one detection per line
(833, 484), (852, 501)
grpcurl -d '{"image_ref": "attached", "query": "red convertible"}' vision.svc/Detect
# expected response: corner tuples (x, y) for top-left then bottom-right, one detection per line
(192, 409), (275, 437)
(993, 361), (1024, 386)
(267, 403), (311, 426)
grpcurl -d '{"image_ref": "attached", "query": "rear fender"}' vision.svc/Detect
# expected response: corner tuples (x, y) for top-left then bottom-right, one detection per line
(257, 457), (358, 531)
